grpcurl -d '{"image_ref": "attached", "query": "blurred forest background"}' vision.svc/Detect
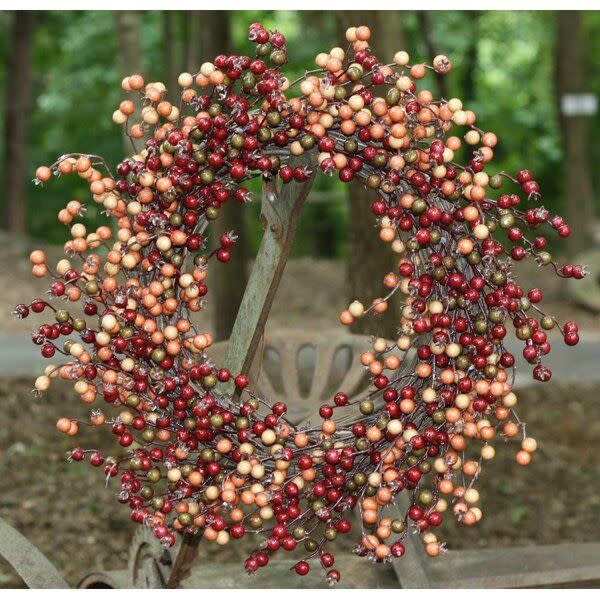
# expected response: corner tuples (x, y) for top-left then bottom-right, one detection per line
(0, 11), (600, 338)
(1, 11), (600, 587)
(1, 10), (599, 339)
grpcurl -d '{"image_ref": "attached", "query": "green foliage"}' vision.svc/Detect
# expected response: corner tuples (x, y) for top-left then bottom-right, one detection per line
(27, 12), (121, 243)
(476, 12), (562, 206)
(1, 10), (599, 254)
(19, 11), (165, 243)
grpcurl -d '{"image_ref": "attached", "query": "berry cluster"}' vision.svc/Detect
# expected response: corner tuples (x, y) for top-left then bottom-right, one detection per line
(19, 23), (586, 584)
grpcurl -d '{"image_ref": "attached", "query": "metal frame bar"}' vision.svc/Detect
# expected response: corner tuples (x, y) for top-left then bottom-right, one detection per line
(0, 517), (69, 588)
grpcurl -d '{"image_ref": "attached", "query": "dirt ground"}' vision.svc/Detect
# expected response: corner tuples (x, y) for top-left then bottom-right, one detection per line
(1, 232), (600, 587)
(1, 376), (599, 588)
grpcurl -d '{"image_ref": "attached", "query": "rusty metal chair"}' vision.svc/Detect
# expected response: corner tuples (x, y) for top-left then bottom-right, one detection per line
(2, 153), (600, 588)
(6, 343), (600, 587)
(78, 329), (600, 589)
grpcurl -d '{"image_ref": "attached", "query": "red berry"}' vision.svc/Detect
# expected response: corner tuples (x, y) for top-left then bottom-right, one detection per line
(295, 561), (310, 575)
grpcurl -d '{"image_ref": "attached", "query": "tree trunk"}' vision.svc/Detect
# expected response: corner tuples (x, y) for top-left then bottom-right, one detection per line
(115, 11), (143, 156)
(460, 12), (480, 106)
(336, 11), (406, 339)
(115, 11), (143, 75)
(186, 12), (248, 341)
(185, 11), (229, 69)
(163, 12), (183, 98)
(555, 11), (596, 257)
(3, 11), (35, 234)
(185, 10), (203, 73)
(416, 12), (449, 100)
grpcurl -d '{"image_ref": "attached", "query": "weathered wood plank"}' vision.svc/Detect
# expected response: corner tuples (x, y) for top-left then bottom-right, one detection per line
(178, 542), (600, 589)
(220, 151), (317, 383)
(426, 542), (600, 588)
(183, 557), (399, 589)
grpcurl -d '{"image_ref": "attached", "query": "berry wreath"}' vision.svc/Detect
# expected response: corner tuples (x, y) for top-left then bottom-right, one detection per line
(18, 21), (586, 586)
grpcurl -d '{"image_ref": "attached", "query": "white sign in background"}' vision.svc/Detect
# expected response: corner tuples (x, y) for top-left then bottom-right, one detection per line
(561, 93), (598, 116)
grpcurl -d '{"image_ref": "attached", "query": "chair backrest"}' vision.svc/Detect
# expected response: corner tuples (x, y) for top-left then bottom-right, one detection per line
(211, 328), (373, 424)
